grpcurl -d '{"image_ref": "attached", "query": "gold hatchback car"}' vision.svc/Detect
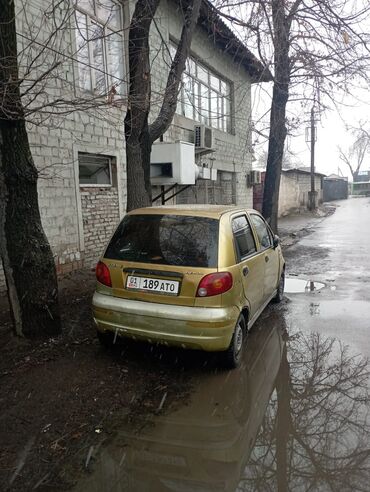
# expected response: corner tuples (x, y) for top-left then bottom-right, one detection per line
(92, 205), (285, 368)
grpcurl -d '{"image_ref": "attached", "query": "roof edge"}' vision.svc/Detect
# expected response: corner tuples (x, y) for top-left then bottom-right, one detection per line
(196, 0), (272, 83)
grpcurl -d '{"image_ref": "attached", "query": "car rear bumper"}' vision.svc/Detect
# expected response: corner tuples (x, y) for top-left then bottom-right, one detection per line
(92, 292), (239, 351)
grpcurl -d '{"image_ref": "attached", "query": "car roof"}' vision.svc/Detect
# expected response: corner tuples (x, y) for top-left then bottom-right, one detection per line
(128, 205), (258, 219)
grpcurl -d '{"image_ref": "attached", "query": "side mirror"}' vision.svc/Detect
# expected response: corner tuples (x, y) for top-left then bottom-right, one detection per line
(273, 235), (280, 249)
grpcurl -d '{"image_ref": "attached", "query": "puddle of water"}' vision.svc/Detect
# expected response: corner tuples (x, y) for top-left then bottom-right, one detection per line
(285, 278), (325, 294)
(72, 328), (370, 492)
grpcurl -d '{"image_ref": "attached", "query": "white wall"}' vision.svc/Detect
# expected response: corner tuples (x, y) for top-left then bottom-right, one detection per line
(279, 172), (323, 216)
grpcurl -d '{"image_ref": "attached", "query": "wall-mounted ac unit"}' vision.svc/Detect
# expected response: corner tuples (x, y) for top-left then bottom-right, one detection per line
(248, 170), (262, 186)
(150, 141), (198, 185)
(194, 125), (213, 151)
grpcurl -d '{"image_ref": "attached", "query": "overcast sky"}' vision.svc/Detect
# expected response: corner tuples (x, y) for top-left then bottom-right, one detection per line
(222, 0), (370, 183)
(251, 82), (370, 181)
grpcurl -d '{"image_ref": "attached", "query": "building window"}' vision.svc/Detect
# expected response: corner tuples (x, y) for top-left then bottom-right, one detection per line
(75, 0), (124, 95)
(171, 44), (232, 133)
(79, 153), (114, 186)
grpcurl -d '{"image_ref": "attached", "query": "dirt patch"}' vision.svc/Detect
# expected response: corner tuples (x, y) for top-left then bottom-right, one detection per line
(0, 271), (200, 491)
(279, 204), (337, 251)
(283, 245), (331, 276)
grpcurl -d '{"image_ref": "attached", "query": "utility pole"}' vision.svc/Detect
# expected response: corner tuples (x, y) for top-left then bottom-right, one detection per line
(308, 106), (317, 210)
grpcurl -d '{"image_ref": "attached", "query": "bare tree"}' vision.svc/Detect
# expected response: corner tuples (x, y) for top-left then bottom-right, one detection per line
(0, 0), (61, 337)
(216, 0), (370, 231)
(338, 125), (370, 181)
(242, 332), (370, 491)
(0, 0), (202, 335)
(125, 0), (202, 211)
(255, 147), (302, 170)
(0, 0), (131, 337)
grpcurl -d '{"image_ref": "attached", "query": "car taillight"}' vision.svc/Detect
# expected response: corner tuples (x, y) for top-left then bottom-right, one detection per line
(197, 272), (233, 297)
(96, 261), (112, 287)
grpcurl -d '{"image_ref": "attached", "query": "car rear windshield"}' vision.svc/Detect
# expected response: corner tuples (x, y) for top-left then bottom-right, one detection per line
(105, 214), (219, 268)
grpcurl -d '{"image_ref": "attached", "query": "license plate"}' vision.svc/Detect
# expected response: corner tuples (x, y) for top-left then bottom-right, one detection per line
(126, 275), (180, 295)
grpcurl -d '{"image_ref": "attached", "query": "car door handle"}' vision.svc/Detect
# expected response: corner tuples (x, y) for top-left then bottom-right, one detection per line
(243, 266), (249, 277)
(265, 256), (269, 263)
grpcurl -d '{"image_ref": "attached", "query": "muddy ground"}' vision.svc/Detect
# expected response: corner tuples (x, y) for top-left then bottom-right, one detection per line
(0, 206), (335, 491)
(0, 271), (198, 491)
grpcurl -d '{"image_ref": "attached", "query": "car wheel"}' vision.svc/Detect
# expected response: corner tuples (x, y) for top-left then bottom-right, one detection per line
(97, 330), (116, 348)
(222, 315), (246, 369)
(272, 272), (285, 303)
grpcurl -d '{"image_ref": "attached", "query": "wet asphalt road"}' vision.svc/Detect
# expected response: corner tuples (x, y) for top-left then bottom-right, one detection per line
(284, 196), (370, 357)
(74, 197), (370, 492)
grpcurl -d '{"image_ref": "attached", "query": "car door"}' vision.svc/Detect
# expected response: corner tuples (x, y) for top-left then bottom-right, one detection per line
(249, 214), (280, 302)
(231, 214), (265, 319)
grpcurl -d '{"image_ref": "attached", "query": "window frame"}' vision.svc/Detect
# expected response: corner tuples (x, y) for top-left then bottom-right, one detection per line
(78, 152), (114, 188)
(250, 213), (274, 251)
(74, 0), (125, 96)
(231, 213), (257, 263)
(171, 41), (233, 133)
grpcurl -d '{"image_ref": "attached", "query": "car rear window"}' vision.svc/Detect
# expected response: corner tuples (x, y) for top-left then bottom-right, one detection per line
(105, 214), (219, 268)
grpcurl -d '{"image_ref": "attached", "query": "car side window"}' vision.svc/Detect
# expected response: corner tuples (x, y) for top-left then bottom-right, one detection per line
(250, 214), (273, 249)
(232, 215), (257, 261)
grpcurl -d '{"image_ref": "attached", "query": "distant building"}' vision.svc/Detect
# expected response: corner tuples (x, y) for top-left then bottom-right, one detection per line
(352, 170), (370, 196)
(253, 168), (325, 216)
(323, 174), (348, 202)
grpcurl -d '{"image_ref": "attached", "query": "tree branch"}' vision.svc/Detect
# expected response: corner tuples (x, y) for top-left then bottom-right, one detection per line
(149, 0), (202, 143)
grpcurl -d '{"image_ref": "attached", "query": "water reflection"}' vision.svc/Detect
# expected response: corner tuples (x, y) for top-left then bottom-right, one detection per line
(74, 323), (370, 491)
(285, 278), (325, 294)
(74, 325), (285, 492)
(241, 332), (370, 491)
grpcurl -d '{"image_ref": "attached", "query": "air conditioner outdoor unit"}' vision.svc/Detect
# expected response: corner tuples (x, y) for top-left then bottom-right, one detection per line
(150, 141), (198, 185)
(248, 170), (262, 186)
(194, 125), (213, 151)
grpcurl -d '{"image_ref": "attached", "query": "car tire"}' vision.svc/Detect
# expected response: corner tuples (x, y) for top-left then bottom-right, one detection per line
(272, 271), (285, 303)
(222, 315), (246, 369)
(97, 330), (116, 348)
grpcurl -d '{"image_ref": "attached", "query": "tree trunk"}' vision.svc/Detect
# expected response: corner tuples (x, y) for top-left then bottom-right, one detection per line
(262, 0), (291, 233)
(0, 0), (60, 338)
(125, 0), (159, 212)
(125, 0), (202, 212)
(125, 123), (153, 211)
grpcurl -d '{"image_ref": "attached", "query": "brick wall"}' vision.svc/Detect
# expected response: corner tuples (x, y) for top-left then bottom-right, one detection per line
(80, 187), (120, 268)
(174, 172), (235, 205)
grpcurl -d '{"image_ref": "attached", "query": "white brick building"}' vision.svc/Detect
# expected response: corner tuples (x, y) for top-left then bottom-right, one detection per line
(278, 169), (325, 216)
(0, 0), (270, 290)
